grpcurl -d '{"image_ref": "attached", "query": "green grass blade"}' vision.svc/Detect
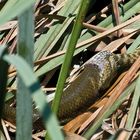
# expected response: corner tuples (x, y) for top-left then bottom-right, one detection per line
(127, 34), (140, 53)
(0, 46), (9, 121)
(124, 74), (140, 137)
(0, 0), (35, 25)
(16, 6), (34, 140)
(3, 54), (64, 140)
(51, 0), (92, 114)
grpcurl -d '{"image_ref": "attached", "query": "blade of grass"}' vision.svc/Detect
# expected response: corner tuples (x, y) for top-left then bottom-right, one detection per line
(3, 54), (64, 140)
(112, 0), (121, 36)
(112, 0), (121, 26)
(0, 46), (9, 139)
(127, 34), (140, 53)
(0, 0), (36, 25)
(124, 74), (140, 138)
(16, 6), (34, 140)
(51, 0), (92, 114)
(0, 46), (9, 123)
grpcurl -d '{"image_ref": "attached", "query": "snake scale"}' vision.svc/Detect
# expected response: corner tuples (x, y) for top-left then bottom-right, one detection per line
(3, 47), (140, 128)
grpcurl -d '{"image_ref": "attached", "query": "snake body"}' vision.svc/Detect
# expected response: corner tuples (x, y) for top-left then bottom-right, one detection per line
(3, 47), (140, 127)
(57, 47), (140, 122)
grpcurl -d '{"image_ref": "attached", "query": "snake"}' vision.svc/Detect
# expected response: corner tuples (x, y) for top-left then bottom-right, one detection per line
(57, 47), (140, 123)
(3, 47), (140, 128)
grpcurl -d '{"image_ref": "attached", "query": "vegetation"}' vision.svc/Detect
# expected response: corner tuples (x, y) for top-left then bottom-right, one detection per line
(0, 0), (140, 139)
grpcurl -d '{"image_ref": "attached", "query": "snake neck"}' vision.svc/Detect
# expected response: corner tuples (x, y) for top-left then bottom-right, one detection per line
(114, 47), (140, 70)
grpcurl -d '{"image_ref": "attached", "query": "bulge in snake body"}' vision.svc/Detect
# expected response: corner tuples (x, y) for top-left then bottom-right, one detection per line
(3, 47), (140, 127)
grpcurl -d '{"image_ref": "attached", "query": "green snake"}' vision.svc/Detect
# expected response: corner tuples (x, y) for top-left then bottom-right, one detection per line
(3, 47), (140, 128)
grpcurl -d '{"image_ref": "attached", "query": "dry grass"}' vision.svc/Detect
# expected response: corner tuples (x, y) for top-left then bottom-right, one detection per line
(1, 0), (140, 139)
